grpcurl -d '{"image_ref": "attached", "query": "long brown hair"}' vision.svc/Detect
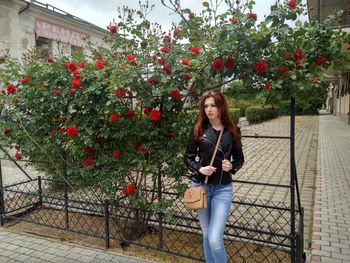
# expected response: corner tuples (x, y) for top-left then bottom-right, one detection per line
(193, 90), (242, 149)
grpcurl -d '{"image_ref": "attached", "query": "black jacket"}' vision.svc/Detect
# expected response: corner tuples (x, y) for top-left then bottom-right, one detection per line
(184, 121), (244, 185)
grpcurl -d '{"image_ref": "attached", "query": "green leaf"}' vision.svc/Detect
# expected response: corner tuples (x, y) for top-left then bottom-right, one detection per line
(202, 1), (209, 8)
(295, 20), (302, 27)
(290, 74), (297, 80)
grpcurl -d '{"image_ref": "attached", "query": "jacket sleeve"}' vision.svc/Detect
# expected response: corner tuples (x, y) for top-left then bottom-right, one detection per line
(184, 131), (202, 176)
(230, 145), (244, 174)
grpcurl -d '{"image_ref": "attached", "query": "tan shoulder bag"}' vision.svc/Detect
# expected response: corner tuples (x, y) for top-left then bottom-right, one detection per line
(183, 129), (224, 210)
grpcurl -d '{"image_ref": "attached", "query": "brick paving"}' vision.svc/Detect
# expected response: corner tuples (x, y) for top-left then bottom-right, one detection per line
(0, 228), (156, 263)
(238, 115), (318, 248)
(310, 114), (350, 263)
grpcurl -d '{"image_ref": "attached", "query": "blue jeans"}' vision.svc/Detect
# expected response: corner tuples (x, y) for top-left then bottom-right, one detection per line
(192, 182), (233, 263)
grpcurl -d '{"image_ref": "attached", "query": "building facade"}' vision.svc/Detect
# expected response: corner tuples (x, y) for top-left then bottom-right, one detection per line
(308, 0), (350, 124)
(0, 0), (108, 62)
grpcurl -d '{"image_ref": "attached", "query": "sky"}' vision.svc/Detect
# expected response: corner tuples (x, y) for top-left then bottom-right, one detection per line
(34, 0), (308, 32)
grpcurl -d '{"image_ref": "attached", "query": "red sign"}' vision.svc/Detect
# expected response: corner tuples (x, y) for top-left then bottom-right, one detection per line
(35, 18), (89, 47)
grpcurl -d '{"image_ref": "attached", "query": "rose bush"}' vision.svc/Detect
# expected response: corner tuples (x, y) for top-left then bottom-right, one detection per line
(1, 0), (350, 234)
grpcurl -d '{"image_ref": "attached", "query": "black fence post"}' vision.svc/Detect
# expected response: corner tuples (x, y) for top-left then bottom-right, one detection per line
(0, 158), (5, 226)
(62, 152), (69, 229)
(290, 96), (296, 262)
(38, 176), (42, 207)
(104, 199), (110, 249)
(296, 208), (305, 263)
(158, 169), (164, 249)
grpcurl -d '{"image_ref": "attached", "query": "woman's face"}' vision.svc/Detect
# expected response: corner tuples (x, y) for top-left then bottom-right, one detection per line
(204, 97), (220, 121)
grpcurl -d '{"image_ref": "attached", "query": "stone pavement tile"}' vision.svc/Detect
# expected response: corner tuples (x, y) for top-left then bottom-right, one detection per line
(12, 254), (32, 262)
(0, 256), (10, 262)
(78, 255), (95, 263)
(311, 114), (350, 263)
(64, 252), (83, 260)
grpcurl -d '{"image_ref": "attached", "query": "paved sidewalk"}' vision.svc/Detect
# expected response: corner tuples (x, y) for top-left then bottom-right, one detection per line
(0, 228), (156, 263)
(311, 114), (350, 263)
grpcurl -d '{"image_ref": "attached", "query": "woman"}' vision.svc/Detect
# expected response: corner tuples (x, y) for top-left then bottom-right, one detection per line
(184, 90), (244, 263)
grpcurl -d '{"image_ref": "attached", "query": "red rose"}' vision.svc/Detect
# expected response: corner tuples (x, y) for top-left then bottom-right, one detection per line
(224, 57), (236, 70)
(188, 12), (195, 19)
(53, 89), (60, 96)
(173, 28), (181, 38)
(293, 49), (304, 61)
(150, 109), (161, 121)
(7, 84), (16, 94)
(160, 47), (170, 53)
(138, 146), (149, 154)
(71, 79), (81, 89)
(4, 128), (12, 136)
(158, 58), (166, 65)
(181, 59), (190, 66)
(183, 73), (191, 81)
(278, 66), (290, 74)
(212, 59), (224, 72)
(107, 24), (117, 34)
(288, 0), (297, 10)
(114, 88), (127, 98)
(264, 81), (272, 91)
(122, 183), (136, 196)
(125, 109), (134, 119)
(95, 59), (106, 70)
(69, 89), (75, 95)
(21, 77), (29, 85)
(84, 158), (94, 167)
(15, 145), (20, 150)
(110, 113), (121, 122)
(47, 57), (54, 63)
(162, 65), (172, 74)
(315, 56), (326, 66)
(133, 141), (140, 148)
(84, 147), (94, 155)
(143, 106), (152, 115)
(163, 35), (171, 44)
(113, 150), (121, 159)
(247, 12), (257, 20)
(15, 153), (22, 160)
(60, 127), (66, 133)
(284, 52), (292, 60)
(170, 90), (182, 101)
(65, 61), (78, 72)
(151, 54), (158, 61)
(310, 79), (318, 85)
(189, 46), (200, 56)
(148, 77), (159, 85)
(125, 54), (135, 61)
(79, 61), (86, 68)
(229, 17), (238, 24)
(253, 59), (269, 74)
(66, 125), (78, 137)
(72, 69), (80, 78)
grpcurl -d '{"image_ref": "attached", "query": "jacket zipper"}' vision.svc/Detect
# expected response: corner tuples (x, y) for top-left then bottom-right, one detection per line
(202, 137), (225, 156)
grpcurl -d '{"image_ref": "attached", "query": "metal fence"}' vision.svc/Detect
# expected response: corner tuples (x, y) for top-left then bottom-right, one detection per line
(0, 98), (305, 262)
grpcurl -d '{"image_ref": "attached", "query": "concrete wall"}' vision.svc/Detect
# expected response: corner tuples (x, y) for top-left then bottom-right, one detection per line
(0, 0), (108, 62)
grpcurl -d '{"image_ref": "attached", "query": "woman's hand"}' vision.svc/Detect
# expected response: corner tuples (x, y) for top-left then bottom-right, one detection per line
(199, 166), (216, 176)
(222, 159), (232, 172)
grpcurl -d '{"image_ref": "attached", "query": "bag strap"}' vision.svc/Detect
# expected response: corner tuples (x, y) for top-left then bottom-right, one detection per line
(204, 128), (224, 185)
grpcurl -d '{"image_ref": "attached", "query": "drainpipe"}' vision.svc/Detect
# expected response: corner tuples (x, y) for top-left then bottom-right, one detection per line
(19, 2), (30, 14)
